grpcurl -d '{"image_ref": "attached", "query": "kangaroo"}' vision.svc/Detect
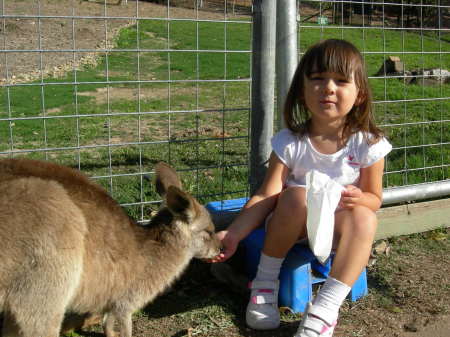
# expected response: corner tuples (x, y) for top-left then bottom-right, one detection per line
(0, 158), (221, 337)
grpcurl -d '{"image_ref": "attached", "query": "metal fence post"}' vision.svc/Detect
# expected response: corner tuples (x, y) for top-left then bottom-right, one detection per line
(276, 0), (298, 130)
(250, 0), (277, 195)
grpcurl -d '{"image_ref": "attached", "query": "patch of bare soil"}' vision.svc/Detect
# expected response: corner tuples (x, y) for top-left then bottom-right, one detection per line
(76, 86), (170, 105)
(399, 315), (450, 337)
(0, 0), (246, 85)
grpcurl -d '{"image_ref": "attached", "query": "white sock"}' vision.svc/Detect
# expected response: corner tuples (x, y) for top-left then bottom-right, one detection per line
(254, 252), (284, 282)
(312, 277), (351, 322)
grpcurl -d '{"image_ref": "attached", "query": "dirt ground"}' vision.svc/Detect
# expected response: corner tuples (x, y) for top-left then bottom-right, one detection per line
(68, 228), (450, 337)
(398, 316), (450, 337)
(134, 230), (450, 337)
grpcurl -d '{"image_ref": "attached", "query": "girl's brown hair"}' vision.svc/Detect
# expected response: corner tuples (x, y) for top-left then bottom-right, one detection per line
(283, 39), (383, 143)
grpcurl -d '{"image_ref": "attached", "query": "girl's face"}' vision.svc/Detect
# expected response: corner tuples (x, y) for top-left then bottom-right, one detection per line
(303, 71), (359, 125)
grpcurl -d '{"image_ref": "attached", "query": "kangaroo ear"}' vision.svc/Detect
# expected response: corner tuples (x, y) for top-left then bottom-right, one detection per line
(166, 185), (193, 218)
(154, 162), (182, 197)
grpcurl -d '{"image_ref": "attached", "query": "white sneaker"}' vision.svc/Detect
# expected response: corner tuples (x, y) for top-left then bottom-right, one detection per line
(294, 302), (337, 337)
(245, 280), (280, 330)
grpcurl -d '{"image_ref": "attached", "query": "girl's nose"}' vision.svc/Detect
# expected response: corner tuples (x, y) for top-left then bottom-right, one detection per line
(323, 79), (336, 94)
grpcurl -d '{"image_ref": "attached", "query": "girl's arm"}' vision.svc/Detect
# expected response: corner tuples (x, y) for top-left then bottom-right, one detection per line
(211, 152), (289, 262)
(229, 152), (289, 239)
(340, 158), (385, 211)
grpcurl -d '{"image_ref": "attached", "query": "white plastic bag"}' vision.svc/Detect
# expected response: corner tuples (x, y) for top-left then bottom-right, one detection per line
(305, 170), (345, 265)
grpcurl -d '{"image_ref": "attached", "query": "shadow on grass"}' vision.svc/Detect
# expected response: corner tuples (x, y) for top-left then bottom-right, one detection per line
(70, 155), (161, 172)
(71, 152), (220, 172)
(142, 260), (236, 316)
(368, 272), (395, 298)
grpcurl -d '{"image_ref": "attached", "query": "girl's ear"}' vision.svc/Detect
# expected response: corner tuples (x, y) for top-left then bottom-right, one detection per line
(355, 91), (366, 106)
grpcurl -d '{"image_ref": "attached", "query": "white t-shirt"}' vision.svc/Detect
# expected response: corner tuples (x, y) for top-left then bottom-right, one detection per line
(271, 128), (392, 187)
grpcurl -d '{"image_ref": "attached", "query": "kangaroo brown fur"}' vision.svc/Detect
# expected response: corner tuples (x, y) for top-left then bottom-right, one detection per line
(0, 158), (221, 337)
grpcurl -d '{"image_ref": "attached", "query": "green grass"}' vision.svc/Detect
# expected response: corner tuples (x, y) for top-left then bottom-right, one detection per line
(0, 19), (448, 219)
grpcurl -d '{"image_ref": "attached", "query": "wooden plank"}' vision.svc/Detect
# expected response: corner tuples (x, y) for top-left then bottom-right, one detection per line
(376, 198), (450, 240)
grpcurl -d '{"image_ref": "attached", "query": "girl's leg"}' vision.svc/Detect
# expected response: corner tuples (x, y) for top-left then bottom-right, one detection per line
(247, 187), (307, 330)
(330, 205), (377, 284)
(295, 205), (377, 337)
(263, 186), (308, 258)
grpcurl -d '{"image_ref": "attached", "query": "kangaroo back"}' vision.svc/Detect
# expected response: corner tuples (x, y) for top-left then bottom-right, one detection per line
(0, 173), (88, 337)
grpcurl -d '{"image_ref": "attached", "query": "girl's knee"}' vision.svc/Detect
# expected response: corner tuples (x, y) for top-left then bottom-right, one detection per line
(270, 186), (307, 226)
(277, 186), (306, 210)
(354, 205), (377, 223)
(337, 206), (377, 238)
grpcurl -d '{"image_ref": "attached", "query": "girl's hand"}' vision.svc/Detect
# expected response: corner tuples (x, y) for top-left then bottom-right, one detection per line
(208, 230), (240, 263)
(339, 185), (363, 209)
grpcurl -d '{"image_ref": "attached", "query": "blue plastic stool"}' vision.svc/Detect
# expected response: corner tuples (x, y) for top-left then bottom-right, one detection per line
(206, 198), (368, 313)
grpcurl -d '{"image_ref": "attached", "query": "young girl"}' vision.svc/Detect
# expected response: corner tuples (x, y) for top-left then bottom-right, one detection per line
(211, 39), (392, 337)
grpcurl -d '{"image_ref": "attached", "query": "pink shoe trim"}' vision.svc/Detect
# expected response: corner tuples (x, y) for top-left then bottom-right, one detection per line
(319, 321), (337, 334)
(258, 289), (273, 293)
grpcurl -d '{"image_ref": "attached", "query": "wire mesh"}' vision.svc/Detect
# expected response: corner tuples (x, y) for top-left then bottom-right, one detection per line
(0, 0), (448, 221)
(0, 0), (253, 221)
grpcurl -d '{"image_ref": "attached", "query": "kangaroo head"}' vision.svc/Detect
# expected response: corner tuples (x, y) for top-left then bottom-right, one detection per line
(154, 162), (221, 259)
